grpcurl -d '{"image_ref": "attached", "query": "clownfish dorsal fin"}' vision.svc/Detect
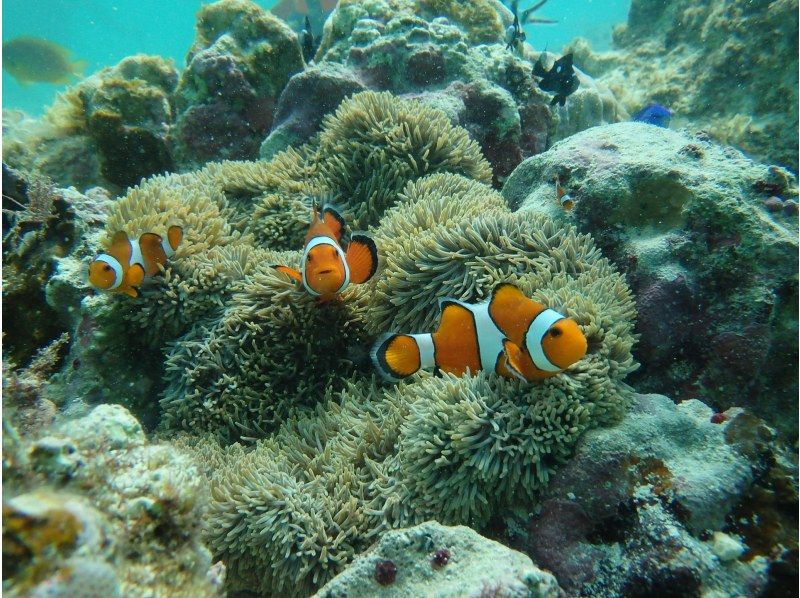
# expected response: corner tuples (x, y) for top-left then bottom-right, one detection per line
(127, 263), (146, 287)
(110, 231), (132, 264)
(436, 299), (474, 336)
(502, 339), (528, 382)
(321, 204), (346, 244)
(273, 264), (302, 284)
(489, 283), (543, 345)
(138, 232), (166, 276)
(345, 233), (378, 284)
(167, 225), (183, 251)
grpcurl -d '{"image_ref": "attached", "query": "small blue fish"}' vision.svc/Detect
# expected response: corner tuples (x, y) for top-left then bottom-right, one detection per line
(632, 104), (672, 128)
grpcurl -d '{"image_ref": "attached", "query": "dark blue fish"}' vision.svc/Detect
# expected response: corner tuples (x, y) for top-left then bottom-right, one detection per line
(300, 16), (316, 63)
(534, 52), (580, 106)
(632, 103), (672, 128)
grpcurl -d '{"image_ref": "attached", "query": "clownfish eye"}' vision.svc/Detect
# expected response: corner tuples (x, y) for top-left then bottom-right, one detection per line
(549, 327), (562, 338)
(307, 253), (314, 262)
(103, 264), (112, 272)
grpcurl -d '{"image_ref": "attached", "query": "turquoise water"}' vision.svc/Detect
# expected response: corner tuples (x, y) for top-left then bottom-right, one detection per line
(2, 0), (630, 116)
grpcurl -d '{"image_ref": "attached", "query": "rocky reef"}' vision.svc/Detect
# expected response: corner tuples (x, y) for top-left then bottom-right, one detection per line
(314, 520), (562, 597)
(2, 0), (797, 596)
(3, 0), (620, 192)
(3, 403), (222, 597)
(264, 0), (622, 184)
(503, 122), (799, 440)
(566, 0), (799, 172)
(514, 393), (797, 598)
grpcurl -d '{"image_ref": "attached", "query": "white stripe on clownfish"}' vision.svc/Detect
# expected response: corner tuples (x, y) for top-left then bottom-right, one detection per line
(436, 297), (506, 373)
(410, 333), (436, 370)
(301, 235), (350, 297)
(526, 308), (566, 373)
(129, 238), (145, 271)
(93, 254), (124, 290)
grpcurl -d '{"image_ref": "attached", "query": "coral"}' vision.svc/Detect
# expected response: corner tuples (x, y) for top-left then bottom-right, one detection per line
(199, 174), (637, 593)
(83, 55), (178, 187)
(314, 520), (562, 597)
(260, 0), (622, 184)
(516, 393), (789, 598)
(2, 170), (95, 366)
(4, 55), (178, 191)
(172, 0), (304, 168)
(259, 62), (367, 160)
(3, 333), (68, 436)
(566, 0), (799, 171)
(313, 91), (493, 228)
(159, 262), (371, 442)
(502, 122), (799, 438)
(2, 405), (220, 597)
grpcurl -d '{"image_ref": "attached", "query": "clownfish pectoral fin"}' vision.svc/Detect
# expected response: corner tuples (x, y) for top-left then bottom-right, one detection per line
(345, 234), (378, 284)
(127, 263), (146, 288)
(122, 286), (139, 298)
(167, 225), (183, 251)
(502, 339), (528, 382)
(273, 265), (302, 284)
(321, 204), (346, 244)
(370, 333), (421, 380)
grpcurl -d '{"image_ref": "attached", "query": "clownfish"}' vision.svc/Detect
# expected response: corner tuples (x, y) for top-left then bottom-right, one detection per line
(88, 226), (183, 298)
(371, 283), (587, 382)
(273, 202), (378, 301)
(556, 176), (574, 210)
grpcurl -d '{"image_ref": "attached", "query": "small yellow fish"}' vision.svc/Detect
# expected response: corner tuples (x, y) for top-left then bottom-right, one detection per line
(2, 37), (87, 85)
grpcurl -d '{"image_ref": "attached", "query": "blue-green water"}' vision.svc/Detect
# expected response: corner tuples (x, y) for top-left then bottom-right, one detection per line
(2, 0), (630, 116)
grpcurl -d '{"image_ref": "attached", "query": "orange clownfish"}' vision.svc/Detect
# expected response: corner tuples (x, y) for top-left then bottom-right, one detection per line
(88, 226), (183, 298)
(371, 283), (588, 382)
(556, 176), (574, 210)
(273, 203), (378, 301)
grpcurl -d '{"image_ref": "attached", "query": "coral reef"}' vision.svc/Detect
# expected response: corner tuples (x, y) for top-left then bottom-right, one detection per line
(4, 55), (178, 191)
(2, 404), (221, 597)
(515, 393), (796, 598)
(198, 171), (637, 595)
(260, 0), (622, 184)
(3, 0), (303, 191)
(172, 0), (304, 169)
(566, 0), (799, 172)
(2, 168), (108, 365)
(314, 520), (562, 597)
(502, 122), (799, 439)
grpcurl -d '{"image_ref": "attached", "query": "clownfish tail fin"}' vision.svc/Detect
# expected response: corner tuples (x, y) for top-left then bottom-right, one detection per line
(370, 333), (421, 381)
(346, 233), (378, 284)
(272, 265), (302, 284)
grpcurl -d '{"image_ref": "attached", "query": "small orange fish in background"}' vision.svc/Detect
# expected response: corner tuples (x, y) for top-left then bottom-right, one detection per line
(555, 175), (574, 210)
(88, 226), (183, 297)
(273, 202), (378, 302)
(2, 37), (88, 85)
(371, 283), (587, 382)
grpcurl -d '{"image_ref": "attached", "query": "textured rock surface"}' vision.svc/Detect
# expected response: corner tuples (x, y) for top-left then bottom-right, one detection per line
(2, 170), (108, 366)
(2, 404), (221, 597)
(260, 0), (623, 185)
(314, 520), (562, 598)
(172, 0), (304, 169)
(3, 55), (178, 191)
(518, 393), (793, 598)
(566, 0), (799, 172)
(502, 122), (799, 438)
